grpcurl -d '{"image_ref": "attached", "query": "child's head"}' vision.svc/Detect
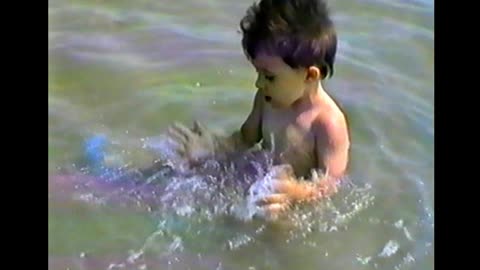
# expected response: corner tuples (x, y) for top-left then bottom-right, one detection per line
(240, 0), (337, 107)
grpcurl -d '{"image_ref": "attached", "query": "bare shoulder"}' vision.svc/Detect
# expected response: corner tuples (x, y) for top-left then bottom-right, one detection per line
(312, 101), (350, 149)
(311, 100), (350, 177)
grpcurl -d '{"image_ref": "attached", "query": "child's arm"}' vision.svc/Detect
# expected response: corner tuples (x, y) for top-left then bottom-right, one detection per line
(167, 90), (264, 160)
(313, 118), (350, 182)
(216, 90), (264, 153)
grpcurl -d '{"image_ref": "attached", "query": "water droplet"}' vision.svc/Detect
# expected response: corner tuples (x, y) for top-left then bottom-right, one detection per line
(394, 219), (403, 229)
(356, 255), (371, 265)
(378, 240), (399, 257)
(403, 227), (413, 241)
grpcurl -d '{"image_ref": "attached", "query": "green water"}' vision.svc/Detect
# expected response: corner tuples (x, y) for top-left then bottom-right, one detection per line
(49, 0), (434, 269)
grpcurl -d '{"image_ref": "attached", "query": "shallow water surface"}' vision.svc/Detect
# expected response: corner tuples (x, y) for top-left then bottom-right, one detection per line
(48, 0), (434, 269)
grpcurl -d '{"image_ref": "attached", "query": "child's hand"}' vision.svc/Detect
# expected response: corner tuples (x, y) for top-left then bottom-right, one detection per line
(167, 121), (217, 161)
(248, 165), (308, 220)
(253, 166), (338, 220)
(315, 177), (339, 198)
(256, 178), (316, 219)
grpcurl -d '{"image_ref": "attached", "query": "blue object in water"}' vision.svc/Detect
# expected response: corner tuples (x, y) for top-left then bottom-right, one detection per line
(84, 134), (108, 167)
(82, 135), (126, 180)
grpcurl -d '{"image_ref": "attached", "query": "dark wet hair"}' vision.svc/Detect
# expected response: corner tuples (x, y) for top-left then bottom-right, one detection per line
(240, 0), (337, 79)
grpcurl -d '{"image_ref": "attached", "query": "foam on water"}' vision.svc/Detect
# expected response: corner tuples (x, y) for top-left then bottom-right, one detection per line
(56, 131), (375, 225)
(50, 132), (375, 269)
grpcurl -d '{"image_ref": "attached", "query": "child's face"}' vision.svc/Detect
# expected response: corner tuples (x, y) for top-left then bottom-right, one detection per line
(252, 53), (312, 108)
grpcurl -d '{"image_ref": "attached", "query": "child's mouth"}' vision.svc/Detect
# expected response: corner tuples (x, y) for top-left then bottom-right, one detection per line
(265, 96), (272, 102)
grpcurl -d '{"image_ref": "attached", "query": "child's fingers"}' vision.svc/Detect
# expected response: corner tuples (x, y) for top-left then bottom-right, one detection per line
(167, 127), (189, 145)
(271, 180), (317, 202)
(192, 121), (201, 135)
(256, 194), (290, 206)
(172, 122), (195, 140)
(173, 145), (187, 158)
(165, 132), (187, 153)
(261, 203), (290, 219)
(271, 179), (295, 193)
(318, 181), (338, 197)
(192, 121), (207, 136)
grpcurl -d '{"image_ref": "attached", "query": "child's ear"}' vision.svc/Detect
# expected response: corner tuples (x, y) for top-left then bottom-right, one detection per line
(306, 66), (321, 82)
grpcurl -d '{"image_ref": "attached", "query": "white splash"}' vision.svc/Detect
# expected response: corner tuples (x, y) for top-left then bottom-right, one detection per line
(378, 240), (399, 257)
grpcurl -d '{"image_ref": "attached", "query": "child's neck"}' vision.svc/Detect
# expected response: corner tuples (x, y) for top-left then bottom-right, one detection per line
(291, 82), (329, 110)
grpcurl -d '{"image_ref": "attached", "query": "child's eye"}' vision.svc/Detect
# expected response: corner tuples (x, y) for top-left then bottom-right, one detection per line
(265, 75), (275, 81)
